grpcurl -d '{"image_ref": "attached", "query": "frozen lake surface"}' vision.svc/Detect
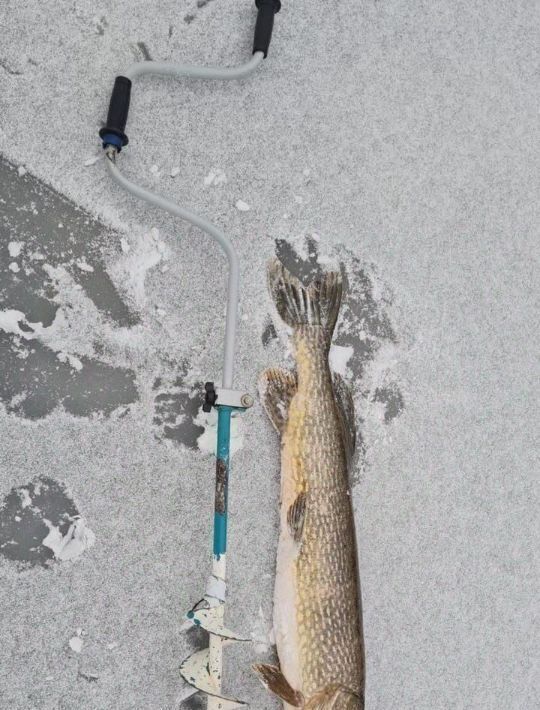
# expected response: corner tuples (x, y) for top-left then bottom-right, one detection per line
(0, 1), (538, 708)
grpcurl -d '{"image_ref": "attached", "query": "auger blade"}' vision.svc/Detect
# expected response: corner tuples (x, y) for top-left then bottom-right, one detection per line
(184, 606), (249, 641)
(180, 649), (247, 708)
(207, 697), (247, 710)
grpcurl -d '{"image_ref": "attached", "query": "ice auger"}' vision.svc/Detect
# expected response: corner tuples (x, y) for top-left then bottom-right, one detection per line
(99, 2), (282, 707)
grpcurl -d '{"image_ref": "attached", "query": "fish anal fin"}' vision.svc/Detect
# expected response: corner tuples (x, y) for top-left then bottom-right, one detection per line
(258, 367), (297, 434)
(287, 491), (307, 543)
(332, 372), (357, 467)
(252, 664), (304, 706)
(305, 684), (363, 709)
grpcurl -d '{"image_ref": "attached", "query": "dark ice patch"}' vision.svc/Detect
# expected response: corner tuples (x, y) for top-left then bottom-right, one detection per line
(261, 317), (277, 346)
(0, 155), (139, 329)
(0, 333), (138, 420)
(182, 694), (205, 709)
(136, 41), (152, 61)
(0, 155), (140, 419)
(95, 16), (108, 35)
(182, 0), (216, 25)
(153, 362), (205, 449)
(275, 237), (323, 286)
(78, 671), (99, 683)
(372, 383), (404, 423)
(0, 59), (23, 76)
(0, 477), (79, 568)
(335, 256), (397, 380)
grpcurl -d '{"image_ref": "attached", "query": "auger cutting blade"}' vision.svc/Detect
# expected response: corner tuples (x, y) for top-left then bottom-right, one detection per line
(184, 606), (249, 641)
(180, 649), (247, 708)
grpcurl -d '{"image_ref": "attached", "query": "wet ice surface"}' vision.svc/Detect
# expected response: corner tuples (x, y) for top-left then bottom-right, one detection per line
(0, 1), (538, 708)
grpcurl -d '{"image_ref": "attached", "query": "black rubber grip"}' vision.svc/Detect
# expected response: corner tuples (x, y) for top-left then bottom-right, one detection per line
(99, 76), (132, 149)
(253, 0), (281, 58)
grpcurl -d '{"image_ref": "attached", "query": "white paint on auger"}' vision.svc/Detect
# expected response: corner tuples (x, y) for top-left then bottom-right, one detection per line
(206, 574), (227, 603)
(187, 606), (249, 641)
(180, 648), (246, 708)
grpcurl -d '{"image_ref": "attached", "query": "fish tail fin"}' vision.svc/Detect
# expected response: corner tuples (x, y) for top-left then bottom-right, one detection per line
(267, 259), (342, 338)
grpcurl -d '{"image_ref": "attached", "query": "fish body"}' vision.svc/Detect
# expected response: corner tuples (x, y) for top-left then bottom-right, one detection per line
(256, 261), (365, 709)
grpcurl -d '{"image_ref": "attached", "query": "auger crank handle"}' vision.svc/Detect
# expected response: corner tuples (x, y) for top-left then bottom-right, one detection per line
(253, 0), (281, 58)
(99, 76), (131, 151)
(99, 1), (282, 151)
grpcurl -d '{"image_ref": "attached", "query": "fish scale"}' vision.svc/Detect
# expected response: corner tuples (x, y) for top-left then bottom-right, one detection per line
(288, 331), (364, 702)
(257, 260), (365, 710)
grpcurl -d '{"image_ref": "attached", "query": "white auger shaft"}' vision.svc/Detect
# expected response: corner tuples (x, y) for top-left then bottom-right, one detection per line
(99, 2), (282, 706)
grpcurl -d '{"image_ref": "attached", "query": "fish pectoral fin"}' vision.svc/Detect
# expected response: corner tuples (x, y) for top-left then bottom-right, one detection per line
(305, 684), (363, 709)
(252, 663), (304, 706)
(332, 373), (357, 468)
(287, 491), (307, 543)
(258, 367), (297, 434)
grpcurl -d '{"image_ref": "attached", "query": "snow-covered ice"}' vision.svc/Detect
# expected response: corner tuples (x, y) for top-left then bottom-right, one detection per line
(0, 1), (537, 709)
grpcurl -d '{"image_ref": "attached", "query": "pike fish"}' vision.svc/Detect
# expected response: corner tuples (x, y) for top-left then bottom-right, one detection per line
(254, 260), (365, 709)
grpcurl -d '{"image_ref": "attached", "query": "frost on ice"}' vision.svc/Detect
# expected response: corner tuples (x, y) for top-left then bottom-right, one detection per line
(8, 241), (23, 258)
(204, 168), (227, 186)
(69, 631), (84, 654)
(196, 408), (244, 457)
(329, 344), (354, 377)
(251, 605), (275, 655)
(109, 227), (170, 306)
(83, 155), (101, 167)
(43, 517), (96, 562)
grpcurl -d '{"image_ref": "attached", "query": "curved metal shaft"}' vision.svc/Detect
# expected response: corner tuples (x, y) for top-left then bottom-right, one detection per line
(125, 53), (263, 81)
(106, 52), (264, 389)
(105, 154), (242, 388)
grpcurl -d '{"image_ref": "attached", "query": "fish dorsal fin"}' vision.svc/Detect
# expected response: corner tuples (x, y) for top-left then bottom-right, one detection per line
(305, 684), (363, 709)
(258, 367), (297, 435)
(332, 373), (357, 467)
(252, 664), (304, 706)
(287, 491), (307, 543)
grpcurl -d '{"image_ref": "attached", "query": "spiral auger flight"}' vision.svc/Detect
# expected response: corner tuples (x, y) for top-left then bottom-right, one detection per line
(179, 391), (253, 709)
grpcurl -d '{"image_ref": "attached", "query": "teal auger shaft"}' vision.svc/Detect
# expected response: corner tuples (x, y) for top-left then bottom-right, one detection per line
(214, 405), (233, 558)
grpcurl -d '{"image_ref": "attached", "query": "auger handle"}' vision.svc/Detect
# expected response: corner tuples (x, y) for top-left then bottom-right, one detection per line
(253, 0), (282, 58)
